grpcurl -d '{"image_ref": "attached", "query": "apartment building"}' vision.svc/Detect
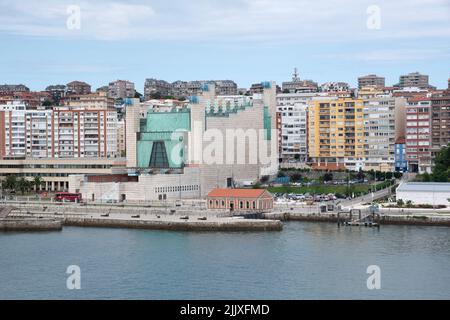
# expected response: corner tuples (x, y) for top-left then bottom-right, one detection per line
(362, 97), (406, 172)
(117, 120), (126, 157)
(0, 84), (30, 94)
(405, 97), (432, 173)
(308, 98), (365, 171)
(0, 93), (118, 160)
(0, 101), (27, 158)
(282, 69), (318, 93)
(320, 82), (350, 93)
(45, 85), (66, 105)
(108, 80), (135, 100)
(278, 102), (308, 162)
(431, 92), (450, 157)
(398, 72), (434, 89)
(144, 79), (238, 100)
(66, 81), (91, 95)
(358, 74), (385, 89)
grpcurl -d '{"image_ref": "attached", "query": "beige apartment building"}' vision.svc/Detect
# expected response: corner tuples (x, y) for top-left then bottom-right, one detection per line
(362, 97), (406, 172)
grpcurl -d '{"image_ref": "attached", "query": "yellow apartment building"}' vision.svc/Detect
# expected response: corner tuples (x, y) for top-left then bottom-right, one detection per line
(308, 98), (365, 171)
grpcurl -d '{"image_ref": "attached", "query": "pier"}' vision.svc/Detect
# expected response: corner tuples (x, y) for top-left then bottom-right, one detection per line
(4, 203), (282, 232)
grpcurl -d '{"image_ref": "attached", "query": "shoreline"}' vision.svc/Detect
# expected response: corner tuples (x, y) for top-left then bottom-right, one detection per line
(264, 212), (450, 227)
(3, 202), (450, 233)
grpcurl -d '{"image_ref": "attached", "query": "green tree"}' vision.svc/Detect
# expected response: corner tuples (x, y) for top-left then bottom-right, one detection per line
(4, 175), (17, 192)
(17, 178), (32, 195)
(430, 144), (450, 182)
(33, 176), (44, 192)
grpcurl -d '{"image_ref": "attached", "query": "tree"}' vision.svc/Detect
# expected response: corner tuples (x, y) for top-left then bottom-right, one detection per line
(33, 176), (44, 192)
(17, 178), (29, 195)
(290, 173), (302, 182)
(356, 170), (365, 181)
(323, 173), (333, 182)
(430, 144), (450, 182)
(4, 175), (17, 192)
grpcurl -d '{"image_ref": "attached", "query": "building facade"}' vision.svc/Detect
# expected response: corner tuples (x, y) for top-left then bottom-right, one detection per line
(308, 98), (364, 171)
(0, 84), (30, 94)
(207, 188), (274, 212)
(0, 93), (119, 160)
(398, 72), (433, 89)
(66, 81), (91, 95)
(108, 80), (135, 100)
(362, 97), (406, 172)
(358, 74), (385, 89)
(431, 92), (450, 158)
(395, 138), (408, 172)
(278, 102), (308, 162)
(144, 79), (238, 100)
(405, 97), (432, 173)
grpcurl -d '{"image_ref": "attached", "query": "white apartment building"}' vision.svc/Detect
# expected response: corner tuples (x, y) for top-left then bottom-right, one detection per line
(1, 95), (119, 160)
(277, 103), (308, 162)
(363, 98), (398, 172)
(0, 101), (27, 158)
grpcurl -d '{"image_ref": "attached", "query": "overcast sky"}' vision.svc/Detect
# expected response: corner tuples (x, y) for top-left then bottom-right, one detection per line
(0, 0), (449, 91)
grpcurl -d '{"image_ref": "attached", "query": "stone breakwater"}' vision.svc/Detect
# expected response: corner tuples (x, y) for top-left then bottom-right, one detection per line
(64, 216), (282, 232)
(5, 204), (282, 232)
(0, 218), (63, 232)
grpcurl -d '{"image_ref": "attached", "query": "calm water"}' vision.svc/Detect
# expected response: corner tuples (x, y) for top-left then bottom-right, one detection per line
(1, 222), (450, 300)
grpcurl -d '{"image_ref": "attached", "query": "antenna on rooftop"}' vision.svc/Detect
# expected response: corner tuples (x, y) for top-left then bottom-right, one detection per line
(292, 68), (300, 82)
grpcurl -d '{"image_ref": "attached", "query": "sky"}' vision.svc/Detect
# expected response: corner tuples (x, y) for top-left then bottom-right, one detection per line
(0, 0), (449, 92)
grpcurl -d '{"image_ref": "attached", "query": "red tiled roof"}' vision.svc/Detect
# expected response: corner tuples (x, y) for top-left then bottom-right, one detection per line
(207, 188), (268, 198)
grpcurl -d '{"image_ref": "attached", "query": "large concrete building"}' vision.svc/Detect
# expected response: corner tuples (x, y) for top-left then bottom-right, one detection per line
(405, 97), (433, 173)
(0, 158), (126, 192)
(0, 84), (30, 94)
(144, 79), (238, 100)
(396, 182), (450, 206)
(362, 97), (406, 172)
(308, 97), (365, 171)
(431, 91), (450, 158)
(277, 102), (308, 162)
(70, 82), (279, 202)
(358, 74), (385, 89)
(397, 72), (434, 89)
(108, 80), (135, 100)
(282, 69), (318, 93)
(66, 81), (91, 95)
(0, 93), (119, 160)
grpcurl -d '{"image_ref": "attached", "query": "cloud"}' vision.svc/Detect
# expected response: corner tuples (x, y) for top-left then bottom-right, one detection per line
(0, 0), (449, 42)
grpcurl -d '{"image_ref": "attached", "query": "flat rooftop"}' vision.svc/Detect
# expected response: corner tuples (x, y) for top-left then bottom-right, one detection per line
(397, 182), (450, 193)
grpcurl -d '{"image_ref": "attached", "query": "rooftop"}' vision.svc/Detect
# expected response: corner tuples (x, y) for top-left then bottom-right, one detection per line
(397, 182), (450, 193)
(207, 188), (271, 198)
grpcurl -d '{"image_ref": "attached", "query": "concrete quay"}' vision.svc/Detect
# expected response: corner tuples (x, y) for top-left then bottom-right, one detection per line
(265, 210), (450, 227)
(0, 218), (63, 232)
(7, 204), (283, 232)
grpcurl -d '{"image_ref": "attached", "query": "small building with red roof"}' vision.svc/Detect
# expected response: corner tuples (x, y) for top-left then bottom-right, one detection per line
(207, 188), (273, 212)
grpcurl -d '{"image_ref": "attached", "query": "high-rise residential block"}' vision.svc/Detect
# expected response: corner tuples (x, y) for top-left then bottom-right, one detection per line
(362, 97), (406, 172)
(108, 80), (135, 100)
(308, 98), (364, 171)
(0, 84), (30, 94)
(358, 74), (385, 89)
(66, 81), (92, 95)
(398, 72), (433, 89)
(431, 91), (450, 157)
(405, 97), (432, 173)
